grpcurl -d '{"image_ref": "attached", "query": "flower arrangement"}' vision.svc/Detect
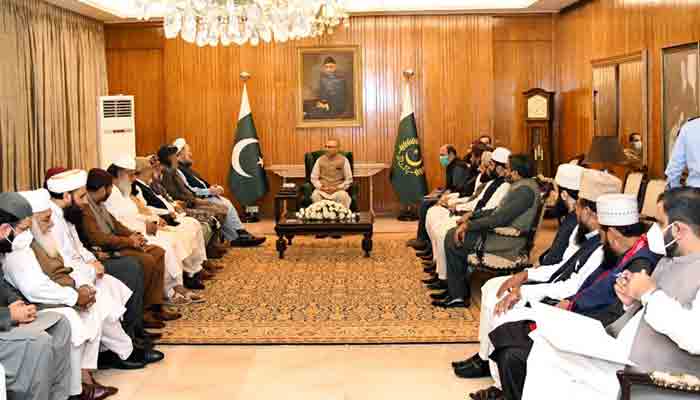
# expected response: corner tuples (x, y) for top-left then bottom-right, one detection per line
(296, 200), (358, 221)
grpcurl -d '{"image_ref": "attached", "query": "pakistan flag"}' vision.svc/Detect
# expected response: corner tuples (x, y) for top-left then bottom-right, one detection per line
(228, 84), (269, 206)
(390, 82), (427, 204)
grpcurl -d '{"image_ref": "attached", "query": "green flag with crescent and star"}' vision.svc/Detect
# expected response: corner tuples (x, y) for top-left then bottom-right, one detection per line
(228, 83), (269, 206)
(390, 81), (428, 204)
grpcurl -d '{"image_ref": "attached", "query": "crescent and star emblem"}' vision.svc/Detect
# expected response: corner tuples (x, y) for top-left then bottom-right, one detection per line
(395, 138), (425, 177)
(231, 138), (262, 178)
(404, 148), (423, 168)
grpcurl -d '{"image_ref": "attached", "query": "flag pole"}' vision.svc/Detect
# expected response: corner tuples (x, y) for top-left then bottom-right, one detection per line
(239, 71), (260, 223)
(397, 69), (420, 222)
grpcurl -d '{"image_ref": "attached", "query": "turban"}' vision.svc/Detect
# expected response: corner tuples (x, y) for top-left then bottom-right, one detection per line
(579, 169), (622, 202)
(45, 166), (67, 182)
(597, 194), (639, 226)
(112, 156), (136, 171)
(0, 193), (33, 220)
(46, 169), (87, 194)
(554, 164), (585, 191)
(87, 168), (114, 191)
(19, 189), (51, 213)
(492, 147), (511, 165)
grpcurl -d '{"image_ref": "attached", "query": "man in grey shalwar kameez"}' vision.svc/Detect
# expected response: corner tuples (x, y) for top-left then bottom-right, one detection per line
(0, 192), (72, 400)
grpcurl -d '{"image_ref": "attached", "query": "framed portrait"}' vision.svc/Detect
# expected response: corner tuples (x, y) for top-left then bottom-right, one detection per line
(297, 46), (363, 128)
(662, 43), (700, 164)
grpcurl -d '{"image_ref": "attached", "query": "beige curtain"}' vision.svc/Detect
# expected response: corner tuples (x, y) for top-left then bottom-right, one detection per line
(0, 0), (107, 191)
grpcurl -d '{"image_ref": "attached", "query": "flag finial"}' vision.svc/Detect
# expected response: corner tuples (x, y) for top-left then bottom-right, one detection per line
(403, 69), (415, 80)
(240, 71), (251, 82)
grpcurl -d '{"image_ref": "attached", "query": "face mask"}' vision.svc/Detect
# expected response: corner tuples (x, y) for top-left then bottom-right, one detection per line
(9, 228), (33, 252)
(439, 155), (450, 167)
(631, 141), (642, 151)
(648, 222), (679, 256)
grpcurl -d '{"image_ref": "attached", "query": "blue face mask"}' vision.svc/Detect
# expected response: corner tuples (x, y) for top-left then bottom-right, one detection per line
(439, 155), (450, 167)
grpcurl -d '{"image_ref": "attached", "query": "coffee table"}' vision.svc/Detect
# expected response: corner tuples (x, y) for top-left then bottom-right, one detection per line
(274, 212), (374, 259)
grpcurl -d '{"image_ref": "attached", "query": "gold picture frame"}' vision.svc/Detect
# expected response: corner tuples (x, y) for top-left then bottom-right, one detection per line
(297, 45), (363, 128)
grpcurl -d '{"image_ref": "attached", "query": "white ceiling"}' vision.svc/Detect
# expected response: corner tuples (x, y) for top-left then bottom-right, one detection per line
(46, 0), (581, 22)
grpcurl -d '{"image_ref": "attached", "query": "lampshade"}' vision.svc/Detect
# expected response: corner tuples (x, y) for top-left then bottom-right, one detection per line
(584, 135), (629, 165)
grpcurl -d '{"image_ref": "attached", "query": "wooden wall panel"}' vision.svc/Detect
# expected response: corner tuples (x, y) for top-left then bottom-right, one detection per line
(592, 65), (618, 136)
(493, 16), (554, 154)
(619, 60), (644, 144)
(555, 0), (700, 178)
(106, 14), (554, 214)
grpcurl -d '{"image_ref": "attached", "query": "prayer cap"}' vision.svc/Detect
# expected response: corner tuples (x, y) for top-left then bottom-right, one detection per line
(492, 147), (511, 165)
(135, 157), (152, 172)
(0, 193), (33, 220)
(45, 167), (67, 182)
(579, 169), (622, 202)
(86, 169), (113, 191)
(555, 164), (585, 191)
(112, 156), (136, 171)
(19, 189), (51, 213)
(46, 169), (87, 194)
(481, 151), (493, 164)
(597, 194), (639, 226)
(173, 138), (186, 153)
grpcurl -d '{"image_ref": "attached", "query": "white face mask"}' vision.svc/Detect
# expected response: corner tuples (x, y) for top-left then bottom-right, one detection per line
(9, 227), (34, 252)
(647, 222), (678, 256)
(631, 141), (642, 151)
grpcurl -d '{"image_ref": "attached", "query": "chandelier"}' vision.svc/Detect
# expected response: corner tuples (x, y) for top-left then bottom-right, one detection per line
(133, 0), (349, 47)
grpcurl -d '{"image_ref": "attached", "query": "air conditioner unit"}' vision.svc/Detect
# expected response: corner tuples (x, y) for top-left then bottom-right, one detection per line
(98, 95), (136, 169)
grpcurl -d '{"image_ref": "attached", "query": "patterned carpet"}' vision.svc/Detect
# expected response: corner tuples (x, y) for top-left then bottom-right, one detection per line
(158, 233), (480, 344)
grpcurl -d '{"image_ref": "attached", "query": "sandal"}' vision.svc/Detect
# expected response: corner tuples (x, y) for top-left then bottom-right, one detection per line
(470, 386), (504, 400)
(186, 291), (206, 304)
(166, 291), (191, 306)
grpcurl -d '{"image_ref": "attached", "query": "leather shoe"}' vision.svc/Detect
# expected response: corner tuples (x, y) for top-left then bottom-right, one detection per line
(197, 269), (216, 280)
(415, 249), (432, 257)
(153, 309), (182, 321)
(469, 386), (503, 400)
(426, 280), (447, 290)
(133, 347), (165, 364)
(142, 330), (162, 340)
(98, 351), (145, 370)
(406, 239), (428, 251)
(432, 297), (468, 308)
(143, 314), (165, 329)
(452, 354), (491, 378)
(80, 383), (117, 400)
(184, 275), (205, 290)
(90, 380), (119, 398)
(422, 275), (439, 284)
(231, 232), (266, 247)
(203, 260), (224, 271)
(430, 290), (449, 300)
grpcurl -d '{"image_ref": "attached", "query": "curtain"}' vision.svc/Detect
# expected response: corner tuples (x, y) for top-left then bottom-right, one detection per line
(0, 0), (107, 191)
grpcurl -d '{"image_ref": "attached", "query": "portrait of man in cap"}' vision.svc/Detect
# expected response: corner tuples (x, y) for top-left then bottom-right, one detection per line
(298, 46), (362, 127)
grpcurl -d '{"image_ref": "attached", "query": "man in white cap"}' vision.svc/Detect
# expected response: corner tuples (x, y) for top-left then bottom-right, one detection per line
(422, 148), (511, 291)
(171, 139), (265, 247)
(0, 193), (72, 400)
(104, 158), (206, 303)
(523, 187), (700, 400)
(45, 168), (165, 357)
(3, 190), (132, 398)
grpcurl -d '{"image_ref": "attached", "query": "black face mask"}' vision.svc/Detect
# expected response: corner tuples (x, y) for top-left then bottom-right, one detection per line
(576, 223), (591, 245)
(554, 197), (569, 218)
(0, 232), (15, 254)
(64, 202), (84, 226)
(602, 244), (620, 268)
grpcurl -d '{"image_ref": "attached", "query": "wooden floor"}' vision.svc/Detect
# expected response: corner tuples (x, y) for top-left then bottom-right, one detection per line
(96, 217), (559, 399)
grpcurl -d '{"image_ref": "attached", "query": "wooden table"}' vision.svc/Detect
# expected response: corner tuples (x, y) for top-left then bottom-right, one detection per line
(268, 163), (389, 216)
(274, 212), (374, 259)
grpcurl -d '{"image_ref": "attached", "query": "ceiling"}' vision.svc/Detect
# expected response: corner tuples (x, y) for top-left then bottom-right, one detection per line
(45, 0), (581, 22)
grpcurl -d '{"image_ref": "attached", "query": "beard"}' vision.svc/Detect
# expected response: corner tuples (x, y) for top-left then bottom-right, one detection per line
(0, 233), (13, 254)
(63, 203), (83, 226)
(179, 159), (193, 168)
(116, 179), (131, 196)
(31, 223), (59, 258)
(602, 244), (620, 268)
(575, 223), (592, 245)
(480, 170), (494, 183)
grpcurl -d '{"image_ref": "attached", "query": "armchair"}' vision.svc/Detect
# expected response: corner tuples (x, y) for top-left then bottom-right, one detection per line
(300, 150), (360, 211)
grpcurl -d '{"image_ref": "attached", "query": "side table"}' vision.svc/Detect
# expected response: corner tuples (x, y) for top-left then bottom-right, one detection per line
(274, 188), (299, 222)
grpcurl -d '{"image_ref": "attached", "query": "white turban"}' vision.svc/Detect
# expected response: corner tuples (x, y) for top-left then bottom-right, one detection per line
(19, 189), (52, 213)
(113, 156), (136, 170)
(46, 169), (87, 194)
(173, 138), (186, 153)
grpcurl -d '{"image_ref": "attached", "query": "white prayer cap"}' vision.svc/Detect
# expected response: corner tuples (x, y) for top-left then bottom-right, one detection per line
(555, 164), (585, 191)
(173, 138), (186, 153)
(46, 169), (87, 194)
(492, 147), (511, 165)
(19, 189), (52, 213)
(597, 194), (639, 226)
(113, 156), (136, 171)
(579, 169), (622, 202)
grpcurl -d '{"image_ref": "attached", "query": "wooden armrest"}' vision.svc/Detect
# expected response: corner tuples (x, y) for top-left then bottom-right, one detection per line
(493, 227), (521, 237)
(617, 370), (700, 400)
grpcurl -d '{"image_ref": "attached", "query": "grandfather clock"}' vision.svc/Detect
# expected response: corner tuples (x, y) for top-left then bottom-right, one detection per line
(523, 88), (555, 177)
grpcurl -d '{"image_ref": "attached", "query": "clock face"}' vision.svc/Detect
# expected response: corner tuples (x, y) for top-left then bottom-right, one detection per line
(527, 94), (549, 119)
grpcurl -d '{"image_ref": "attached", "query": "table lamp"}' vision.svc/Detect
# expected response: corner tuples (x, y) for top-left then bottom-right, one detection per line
(584, 135), (629, 170)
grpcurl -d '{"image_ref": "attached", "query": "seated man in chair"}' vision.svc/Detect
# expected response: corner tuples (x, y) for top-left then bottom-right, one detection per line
(310, 138), (353, 209)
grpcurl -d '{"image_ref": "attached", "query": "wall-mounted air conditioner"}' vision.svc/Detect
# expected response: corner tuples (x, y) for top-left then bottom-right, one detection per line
(98, 95), (136, 168)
